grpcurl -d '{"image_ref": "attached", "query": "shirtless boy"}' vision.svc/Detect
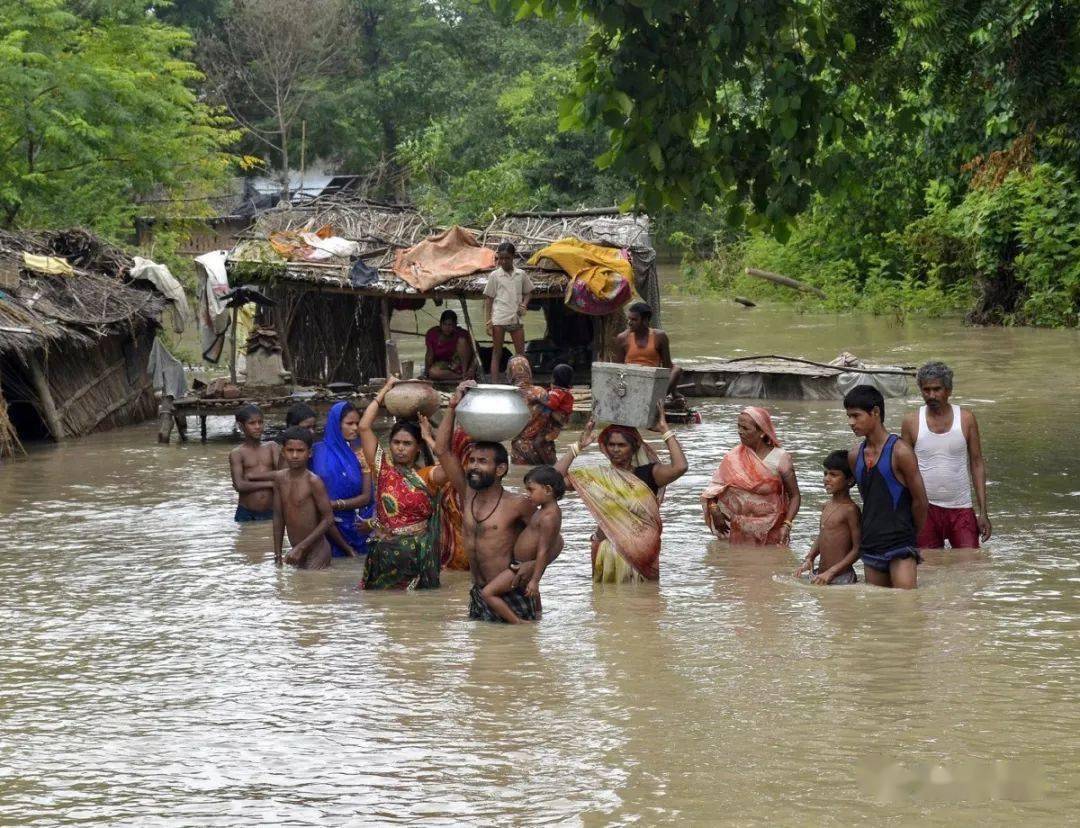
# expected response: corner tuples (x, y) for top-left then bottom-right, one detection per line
(794, 450), (861, 585)
(435, 383), (539, 622)
(844, 385), (929, 589)
(272, 427), (334, 570)
(230, 404), (280, 522)
(480, 465), (564, 623)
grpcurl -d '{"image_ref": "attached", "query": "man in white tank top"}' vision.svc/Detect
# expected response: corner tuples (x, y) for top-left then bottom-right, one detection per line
(900, 361), (991, 548)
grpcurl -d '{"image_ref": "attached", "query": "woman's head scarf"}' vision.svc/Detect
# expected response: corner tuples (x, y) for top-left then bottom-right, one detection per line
(742, 406), (781, 447)
(310, 401), (363, 502)
(507, 355), (533, 387)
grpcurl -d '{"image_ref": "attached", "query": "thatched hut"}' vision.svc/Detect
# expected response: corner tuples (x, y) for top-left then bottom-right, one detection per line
(224, 199), (660, 386)
(0, 230), (166, 455)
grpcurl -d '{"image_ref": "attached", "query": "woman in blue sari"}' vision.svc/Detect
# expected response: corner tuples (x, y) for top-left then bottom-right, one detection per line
(311, 401), (373, 557)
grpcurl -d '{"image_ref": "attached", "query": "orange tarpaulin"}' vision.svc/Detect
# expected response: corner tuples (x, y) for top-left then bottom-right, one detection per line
(392, 226), (496, 292)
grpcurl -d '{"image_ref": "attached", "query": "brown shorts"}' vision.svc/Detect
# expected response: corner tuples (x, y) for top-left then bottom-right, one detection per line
(493, 322), (523, 332)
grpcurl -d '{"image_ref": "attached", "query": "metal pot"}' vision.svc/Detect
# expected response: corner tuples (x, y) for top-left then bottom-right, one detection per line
(455, 384), (532, 442)
(383, 380), (440, 419)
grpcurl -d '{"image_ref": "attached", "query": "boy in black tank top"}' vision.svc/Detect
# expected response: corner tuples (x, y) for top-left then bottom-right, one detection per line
(843, 386), (929, 589)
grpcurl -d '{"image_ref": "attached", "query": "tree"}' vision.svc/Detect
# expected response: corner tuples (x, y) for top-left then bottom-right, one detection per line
(202, 0), (347, 195)
(0, 0), (237, 234)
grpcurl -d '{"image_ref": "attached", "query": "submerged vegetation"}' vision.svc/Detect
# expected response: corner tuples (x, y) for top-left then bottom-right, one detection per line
(0, 0), (1077, 325)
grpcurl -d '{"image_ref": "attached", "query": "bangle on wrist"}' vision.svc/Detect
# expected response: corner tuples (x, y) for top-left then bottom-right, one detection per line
(661, 430), (676, 442)
(570, 443), (581, 458)
(783, 519), (793, 527)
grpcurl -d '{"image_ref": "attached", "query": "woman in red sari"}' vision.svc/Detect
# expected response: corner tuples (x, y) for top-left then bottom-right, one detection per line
(555, 404), (688, 582)
(358, 377), (448, 589)
(701, 406), (801, 546)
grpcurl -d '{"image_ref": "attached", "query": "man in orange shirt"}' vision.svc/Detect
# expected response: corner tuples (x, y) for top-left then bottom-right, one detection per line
(613, 301), (682, 399)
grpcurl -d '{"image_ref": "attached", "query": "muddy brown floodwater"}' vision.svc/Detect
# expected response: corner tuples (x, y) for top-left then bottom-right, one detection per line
(2, 300), (1079, 825)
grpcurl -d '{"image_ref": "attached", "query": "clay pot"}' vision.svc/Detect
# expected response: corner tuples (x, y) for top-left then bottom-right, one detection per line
(455, 384), (532, 442)
(383, 380), (440, 419)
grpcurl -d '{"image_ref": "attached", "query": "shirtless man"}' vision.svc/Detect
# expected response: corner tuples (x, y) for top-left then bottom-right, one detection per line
(272, 427), (333, 570)
(900, 361), (991, 549)
(230, 404), (280, 522)
(435, 383), (539, 621)
(614, 301), (683, 399)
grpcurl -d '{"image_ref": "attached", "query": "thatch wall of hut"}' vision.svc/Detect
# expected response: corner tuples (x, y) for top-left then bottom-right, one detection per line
(0, 229), (165, 454)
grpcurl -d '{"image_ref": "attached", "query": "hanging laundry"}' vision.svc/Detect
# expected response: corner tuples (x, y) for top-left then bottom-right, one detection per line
(130, 257), (190, 333)
(193, 250), (231, 363)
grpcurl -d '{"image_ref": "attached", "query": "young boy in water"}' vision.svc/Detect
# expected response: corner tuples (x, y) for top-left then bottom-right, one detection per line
(844, 385), (929, 589)
(480, 465), (564, 624)
(230, 404), (280, 521)
(272, 427), (334, 569)
(794, 450), (861, 585)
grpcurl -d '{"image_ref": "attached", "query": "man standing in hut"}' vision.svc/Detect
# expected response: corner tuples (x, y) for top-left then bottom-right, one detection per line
(614, 301), (683, 399)
(900, 361), (991, 549)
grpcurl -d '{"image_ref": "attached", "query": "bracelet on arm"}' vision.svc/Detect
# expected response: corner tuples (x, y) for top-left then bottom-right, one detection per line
(570, 443), (581, 458)
(661, 430), (676, 442)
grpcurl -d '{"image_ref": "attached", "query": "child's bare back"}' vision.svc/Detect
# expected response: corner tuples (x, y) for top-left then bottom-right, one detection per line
(513, 504), (564, 565)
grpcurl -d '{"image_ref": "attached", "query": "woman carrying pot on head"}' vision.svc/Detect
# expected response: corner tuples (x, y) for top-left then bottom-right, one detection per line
(357, 377), (449, 590)
(506, 356), (575, 465)
(701, 406), (801, 546)
(555, 403), (688, 583)
(310, 401), (374, 559)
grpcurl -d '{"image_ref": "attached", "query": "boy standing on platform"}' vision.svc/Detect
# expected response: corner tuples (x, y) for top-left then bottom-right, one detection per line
(484, 241), (533, 382)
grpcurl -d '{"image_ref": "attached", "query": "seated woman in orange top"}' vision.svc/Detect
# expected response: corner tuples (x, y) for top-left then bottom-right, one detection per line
(423, 309), (475, 381)
(614, 301), (682, 398)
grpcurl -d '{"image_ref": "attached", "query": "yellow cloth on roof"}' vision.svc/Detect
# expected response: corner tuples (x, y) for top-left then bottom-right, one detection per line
(527, 237), (634, 301)
(23, 253), (73, 276)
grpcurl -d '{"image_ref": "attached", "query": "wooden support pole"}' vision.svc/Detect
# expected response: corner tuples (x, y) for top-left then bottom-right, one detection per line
(200, 415), (208, 443)
(381, 299), (400, 377)
(28, 354), (64, 441)
(458, 296), (485, 381)
(230, 305), (239, 384)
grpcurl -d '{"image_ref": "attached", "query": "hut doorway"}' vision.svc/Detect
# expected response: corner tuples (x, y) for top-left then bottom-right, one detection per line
(0, 365), (49, 443)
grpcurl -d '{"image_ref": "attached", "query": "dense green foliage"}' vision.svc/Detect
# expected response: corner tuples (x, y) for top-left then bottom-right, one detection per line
(0, 0), (238, 237)
(497, 0), (1078, 326)
(1, 0), (1076, 325)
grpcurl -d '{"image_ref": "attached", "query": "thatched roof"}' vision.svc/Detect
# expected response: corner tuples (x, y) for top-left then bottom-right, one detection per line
(0, 229), (165, 356)
(225, 198), (653, 299)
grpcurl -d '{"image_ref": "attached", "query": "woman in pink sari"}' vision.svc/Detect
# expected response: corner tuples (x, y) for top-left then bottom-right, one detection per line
(701, 406), (801, 546)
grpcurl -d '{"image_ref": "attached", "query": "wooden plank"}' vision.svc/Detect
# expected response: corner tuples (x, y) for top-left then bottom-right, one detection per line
(745, 267), (827, 298)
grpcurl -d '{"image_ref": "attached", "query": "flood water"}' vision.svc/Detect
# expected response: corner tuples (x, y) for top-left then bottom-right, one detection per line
(2, 299), (1079, 824)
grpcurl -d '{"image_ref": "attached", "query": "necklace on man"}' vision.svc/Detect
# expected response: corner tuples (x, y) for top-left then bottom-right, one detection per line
(471, 487), (504, 525)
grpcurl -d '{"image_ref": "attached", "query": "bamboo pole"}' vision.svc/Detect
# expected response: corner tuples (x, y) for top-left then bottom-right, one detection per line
(744, 267), (827, 298)
(28, 354), (64, 441)
(458, 296), (485, 380)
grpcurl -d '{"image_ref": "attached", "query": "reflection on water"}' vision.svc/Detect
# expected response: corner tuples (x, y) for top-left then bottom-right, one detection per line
(2, 303), (1078, 824)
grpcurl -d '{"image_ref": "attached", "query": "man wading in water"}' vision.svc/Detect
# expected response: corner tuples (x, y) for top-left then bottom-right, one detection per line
(844, 385), (929, 589)
(435, 382), (538, 621)
(900, 361), (991, 549)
